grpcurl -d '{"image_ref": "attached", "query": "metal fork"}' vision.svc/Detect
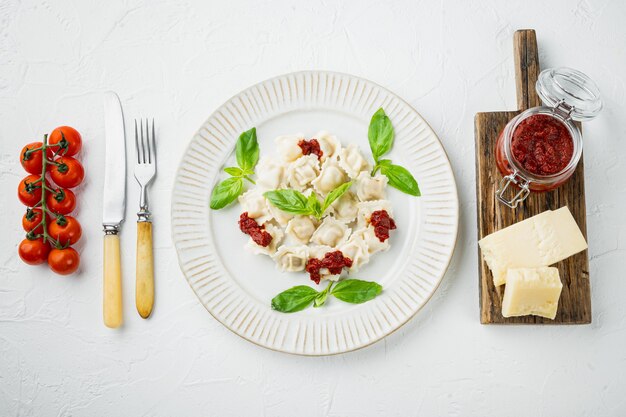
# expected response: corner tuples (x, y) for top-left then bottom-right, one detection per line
(134, 119), (156, 319)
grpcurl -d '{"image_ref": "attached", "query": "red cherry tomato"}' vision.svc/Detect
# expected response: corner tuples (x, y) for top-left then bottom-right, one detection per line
(50, 157), (84, 188)
(18, 174), (45, 206)
(22, 208), (49, 234)
(20, 142), (53, 175)
(18, 237), (51, 265)
(48, 215), (82, 245)
(46, 188), (76, 215)
(49, 126), (82, 157)
(48, 247), (80, 275)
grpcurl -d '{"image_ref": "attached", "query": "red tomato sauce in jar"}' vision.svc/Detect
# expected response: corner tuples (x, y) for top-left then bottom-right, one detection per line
(298, 139), (323, 160)
(492, 67), (602, 206)
(370, 210), (396, 242)
(238, 212), (272, 247)
(510, 114), (574, 176)
(305, 251), (352, 284)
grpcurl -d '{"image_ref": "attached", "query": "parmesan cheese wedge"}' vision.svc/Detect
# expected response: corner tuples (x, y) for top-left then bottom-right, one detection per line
(501, 267), (563, 319)
(478, 207), (587, 286)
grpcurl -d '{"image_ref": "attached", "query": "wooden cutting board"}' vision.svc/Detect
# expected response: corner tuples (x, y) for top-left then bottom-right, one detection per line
(474, 29), (591, 324)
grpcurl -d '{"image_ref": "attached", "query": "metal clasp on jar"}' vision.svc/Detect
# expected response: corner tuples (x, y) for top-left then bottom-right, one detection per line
(496, 171), (530, 208)
(554, 99), (575, 120)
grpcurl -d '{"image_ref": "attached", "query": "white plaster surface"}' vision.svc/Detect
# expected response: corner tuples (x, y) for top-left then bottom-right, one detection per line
(1, 0), (625, 416)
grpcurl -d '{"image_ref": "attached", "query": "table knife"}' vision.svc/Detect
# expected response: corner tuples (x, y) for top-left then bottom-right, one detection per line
(102, 91), (126, 328)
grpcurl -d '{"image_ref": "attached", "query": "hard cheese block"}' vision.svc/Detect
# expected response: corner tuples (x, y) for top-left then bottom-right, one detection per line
(478, 207), (588, 286)
(502, 267), (563, 319)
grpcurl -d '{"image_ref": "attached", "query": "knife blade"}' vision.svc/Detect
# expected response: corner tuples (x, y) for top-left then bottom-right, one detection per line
(102, 91), (126, 328)
(103, 91), (126, 228)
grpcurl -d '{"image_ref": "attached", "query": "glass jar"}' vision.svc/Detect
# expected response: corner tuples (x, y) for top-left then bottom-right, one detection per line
(495, 67), (602, 208)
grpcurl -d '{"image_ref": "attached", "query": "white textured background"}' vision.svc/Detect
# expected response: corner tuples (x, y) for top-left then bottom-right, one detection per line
(1, 0), (625, 416)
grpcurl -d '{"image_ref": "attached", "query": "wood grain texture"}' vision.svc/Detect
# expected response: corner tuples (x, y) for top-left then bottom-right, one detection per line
(136, 221), (154, 319)
(103, 234), (123, 328)
(513, 30), (541, 110)
(475, 29), (591, 324)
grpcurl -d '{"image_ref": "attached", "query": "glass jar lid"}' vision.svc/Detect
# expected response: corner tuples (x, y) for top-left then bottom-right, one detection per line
(536, 67), (602, 121)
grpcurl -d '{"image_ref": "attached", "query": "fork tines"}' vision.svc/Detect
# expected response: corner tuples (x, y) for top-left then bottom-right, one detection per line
(134, 118), (156, 164)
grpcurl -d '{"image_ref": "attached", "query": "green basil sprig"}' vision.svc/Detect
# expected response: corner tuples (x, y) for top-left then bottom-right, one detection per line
(263, 181), (352, 220)
(368, 108), (421, 197)
(271, 279), (383, 313)
(210, 127), (259, 209)
(330, 279), (383, 304)
(236, 128), (259, 172)
(368, 108), (394, 160)
(271, 286), (319, 313)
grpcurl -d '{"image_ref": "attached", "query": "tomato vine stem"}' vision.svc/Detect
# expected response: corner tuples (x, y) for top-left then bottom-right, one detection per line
(33, 134), (61, 249)
(23, 143), (62, 158)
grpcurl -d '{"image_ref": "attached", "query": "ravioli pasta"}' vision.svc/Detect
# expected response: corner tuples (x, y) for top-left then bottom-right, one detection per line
(287, 155), (320, 191)
(331, 190), (358, 223)
(246, 223), (284, 255)
(256, 157), (286, 190)
(312, 159), (348, 195)
(339, 144), (369, 178)
(339, 235), (370, 272)
(238, 131), (398, 283)
(354, 226), (390, 254)
(356, 200), (393, 228)
(356, 172), (387, 201)
(275, 134), (304, 162)
(285, 216), (317, 244)
(272, 245), (309, 272)
(310, 217), (351, 247)
(314, 131), (341, 162)
(238, 190), (272, 224)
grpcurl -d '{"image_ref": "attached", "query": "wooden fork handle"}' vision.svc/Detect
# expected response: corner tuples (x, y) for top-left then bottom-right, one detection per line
(103, 234), (123, 328)
(136, 221), (154, 318)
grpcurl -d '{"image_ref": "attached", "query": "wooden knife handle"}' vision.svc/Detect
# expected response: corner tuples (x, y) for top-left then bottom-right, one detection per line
(103, 234), (123, 328)
(135, 221), (154, 319)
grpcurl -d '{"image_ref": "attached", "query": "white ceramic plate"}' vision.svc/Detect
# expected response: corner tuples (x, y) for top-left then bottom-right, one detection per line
(172, 71), (458, 355)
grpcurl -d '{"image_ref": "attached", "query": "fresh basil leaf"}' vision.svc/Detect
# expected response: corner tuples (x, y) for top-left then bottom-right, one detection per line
(313, 282), (333, 308)
(331, 279), (382, 304)
(368, 108), (394, 161)
(264, 189), (312, 215)
(322, 181), (352, 212)
(380, 164), (421, 196)
(210, 177), (243, 210)
(371, 159), (391, 175)
(307, 192), (318, 206)
(271, 285), (319, 313)
(236, 127), (259, 171)
(307, 192), (322, 218)
(313, 290), (329, 308)
(224, 167), (243, 177)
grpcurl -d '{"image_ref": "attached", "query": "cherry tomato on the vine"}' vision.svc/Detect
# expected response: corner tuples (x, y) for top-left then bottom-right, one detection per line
(46, 187), (76, 215)
(20, 142), (53, 175)
(49, 126), (82, 157)
(50, 156), (84, 188)
(18, 237), (51, 265)
(18, 174), (46, 206)
(48, 215), (82, 246)
(22, 208), (49, 234)
(48, 247), (80, 275)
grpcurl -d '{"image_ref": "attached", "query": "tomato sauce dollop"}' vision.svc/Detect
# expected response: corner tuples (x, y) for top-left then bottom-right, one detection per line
(370, 210), (396, 242)
(298, 139), (323, 160)
(510, 114), (574, 176)
(238, 212), (272, 247)
(305, 251), (353, 284)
